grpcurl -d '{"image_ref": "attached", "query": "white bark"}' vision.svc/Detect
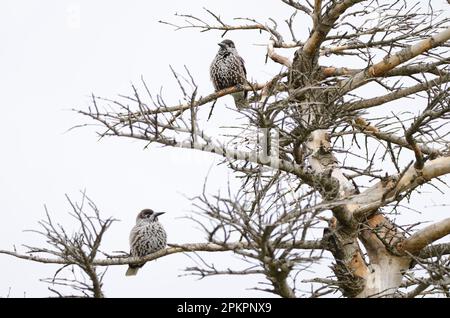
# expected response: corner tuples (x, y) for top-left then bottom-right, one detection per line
(403, 218), (450, 254)
(307, 131), (450, 297)
(358, 256), (409, 298)
(305, 130), (356, 197)
(350, 157), (450, 218)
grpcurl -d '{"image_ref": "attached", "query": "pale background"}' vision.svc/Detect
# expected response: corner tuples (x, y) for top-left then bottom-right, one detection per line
(0, 0), (448, 298)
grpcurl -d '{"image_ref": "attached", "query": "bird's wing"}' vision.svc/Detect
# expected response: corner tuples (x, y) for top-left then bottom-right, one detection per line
(238, 55), (248, 99)
(238, 56), (247, 79)
(129, 225), (140, 247)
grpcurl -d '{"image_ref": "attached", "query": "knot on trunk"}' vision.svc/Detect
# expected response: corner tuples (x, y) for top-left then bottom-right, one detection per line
(313, 172), (340, 200)
(289, 49), (320, 89)
(322, 225), (367, 297)
(332, 260), (366, 297)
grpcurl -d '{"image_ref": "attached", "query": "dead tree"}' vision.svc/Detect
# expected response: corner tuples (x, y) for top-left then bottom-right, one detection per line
(1, 1), (450, 298)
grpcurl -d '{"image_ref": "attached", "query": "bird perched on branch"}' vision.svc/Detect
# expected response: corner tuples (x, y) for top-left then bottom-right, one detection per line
(125, 209), (167, 276)
(210, 39), (248, 109)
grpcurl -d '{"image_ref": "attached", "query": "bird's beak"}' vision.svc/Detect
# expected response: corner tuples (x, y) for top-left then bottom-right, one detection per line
(218, 42), (226, 49)
(154, 212), (166, 217)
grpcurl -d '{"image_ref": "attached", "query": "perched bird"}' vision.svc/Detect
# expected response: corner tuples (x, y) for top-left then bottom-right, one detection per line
(125, 209), (167, 276)
(210, 39), (248, 109)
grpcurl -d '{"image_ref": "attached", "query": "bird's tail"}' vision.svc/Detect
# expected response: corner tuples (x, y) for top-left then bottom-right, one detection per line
(232, 91), (248, 109)
(125, 266), (140, 276)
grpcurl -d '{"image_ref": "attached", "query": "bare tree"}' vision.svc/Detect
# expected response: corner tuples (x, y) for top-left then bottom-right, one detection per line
(1, 192), (114, 298)
(1, 0), (450, 298)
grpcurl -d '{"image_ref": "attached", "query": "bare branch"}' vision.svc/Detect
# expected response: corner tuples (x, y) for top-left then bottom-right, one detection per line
(340, 26), (450, 93)
(402, 218), (450, 255)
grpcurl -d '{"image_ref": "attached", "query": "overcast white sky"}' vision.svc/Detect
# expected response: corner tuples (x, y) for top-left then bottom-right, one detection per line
(0, 0), (448, 298)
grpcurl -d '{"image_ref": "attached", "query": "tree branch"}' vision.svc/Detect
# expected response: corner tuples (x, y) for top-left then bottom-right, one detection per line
(419, 243), (450, 258)
(340, 26), (450, 94)
(267, 39), (292, 67)
(401, 218), (450, 255)
(0, 240), (324, 267)
(352, 117), (440, 155)
(345, 74), (450, 111)
(351, 157), (450, 219)
(303, 0), (365, 57)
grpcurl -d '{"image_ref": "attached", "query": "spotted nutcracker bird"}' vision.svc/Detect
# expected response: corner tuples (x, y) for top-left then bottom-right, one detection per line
(210, 39), (248, 108)
(125, 209), (167, 276)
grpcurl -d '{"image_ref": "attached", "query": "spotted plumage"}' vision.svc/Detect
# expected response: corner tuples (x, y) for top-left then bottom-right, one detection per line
(125, 209), (167, 276)
(210, 39), (248, 108)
